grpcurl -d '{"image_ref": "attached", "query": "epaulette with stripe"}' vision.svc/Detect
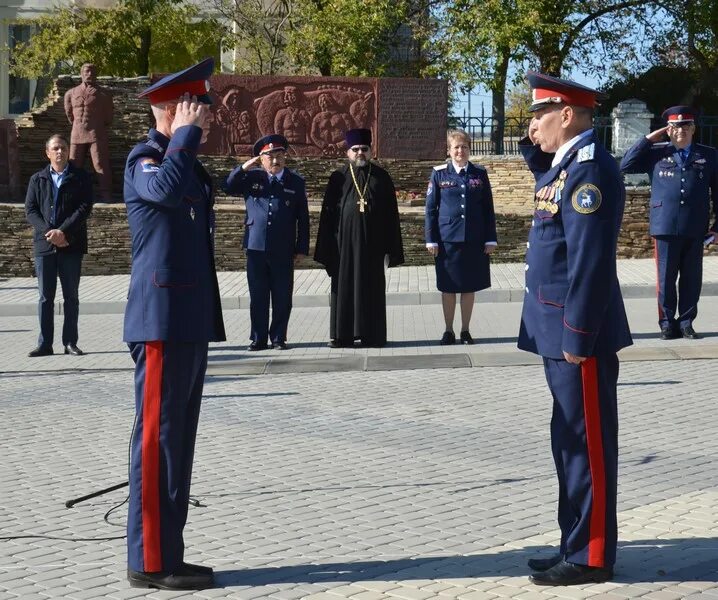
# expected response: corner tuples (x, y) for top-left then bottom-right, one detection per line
(433, 163), (448, 171)
(577, 143), (595, 163)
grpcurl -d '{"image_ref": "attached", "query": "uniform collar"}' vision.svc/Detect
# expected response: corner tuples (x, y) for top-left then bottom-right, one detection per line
(148, 128), (170, 152)
(451, 161), (470, 174)
(551, 128), (593, 167)
(267, 168), (285, 181)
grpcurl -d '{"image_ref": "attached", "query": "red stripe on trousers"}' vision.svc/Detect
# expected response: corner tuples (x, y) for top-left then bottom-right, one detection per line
(142, 341), (163, 572)
(653, 239), (664, 320)
(581, 357), (607, 567)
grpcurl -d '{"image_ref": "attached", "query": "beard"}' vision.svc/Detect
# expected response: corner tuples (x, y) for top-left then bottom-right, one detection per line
(351, 156), (368, 167)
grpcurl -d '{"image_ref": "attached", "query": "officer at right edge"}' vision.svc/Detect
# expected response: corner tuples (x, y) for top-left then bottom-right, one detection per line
(621, 106), (718, 340)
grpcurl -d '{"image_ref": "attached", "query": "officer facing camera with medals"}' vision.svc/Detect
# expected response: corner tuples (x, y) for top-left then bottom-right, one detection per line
(224, 134), (309, 351)
(621, 106), (718, 340)
(518, 71), (632, 586)
(123, 58), (226, 591)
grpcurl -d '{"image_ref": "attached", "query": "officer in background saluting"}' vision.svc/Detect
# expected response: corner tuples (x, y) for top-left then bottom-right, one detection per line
(224, 134), (309, 350)
(620, 106), (718, 340)
(518, 72), (632, 586)
(123, 58), (225, 591)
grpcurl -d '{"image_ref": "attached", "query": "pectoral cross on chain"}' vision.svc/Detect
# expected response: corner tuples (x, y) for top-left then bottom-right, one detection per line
(349, 163), (371, 214)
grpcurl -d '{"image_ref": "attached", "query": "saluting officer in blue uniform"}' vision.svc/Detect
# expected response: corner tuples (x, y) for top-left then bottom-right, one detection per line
(425, 128), (497, 345)
(518, 72), (632, 586)
(123, 58), (226, 591)
(224, 134), (309, 350)
(620, 106), (718, 339)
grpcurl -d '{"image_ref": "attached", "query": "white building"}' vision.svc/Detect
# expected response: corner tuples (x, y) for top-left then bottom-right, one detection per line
(0, 0), (118, 116)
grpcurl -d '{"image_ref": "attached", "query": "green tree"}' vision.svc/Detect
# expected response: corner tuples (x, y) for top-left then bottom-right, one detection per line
(287, 0), (426, 77)
(9, 0), (221, 80)
(208, 0), (298, 75)
(430, 0), (653, 152)
(651, 0), (718, 103)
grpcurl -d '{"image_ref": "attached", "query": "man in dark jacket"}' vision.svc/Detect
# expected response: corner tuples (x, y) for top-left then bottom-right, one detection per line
(25, 133), (93, 357)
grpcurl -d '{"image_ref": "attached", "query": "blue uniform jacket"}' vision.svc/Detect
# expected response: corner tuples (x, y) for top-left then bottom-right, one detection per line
(123, 126), (226, 343)
(620, 137), (718, 238)
(424, 161), (497, 244)
(518, 133), (632, 359)
(224, 167), (310, 257)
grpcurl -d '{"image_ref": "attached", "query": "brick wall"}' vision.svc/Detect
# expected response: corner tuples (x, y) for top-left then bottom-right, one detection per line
(4, 188), (705, 277)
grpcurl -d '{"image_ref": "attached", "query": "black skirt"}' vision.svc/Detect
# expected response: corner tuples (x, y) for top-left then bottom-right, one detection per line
(435, 241), (491, 293)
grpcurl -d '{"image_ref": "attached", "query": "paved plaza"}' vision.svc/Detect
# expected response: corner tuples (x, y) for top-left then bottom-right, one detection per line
(1, 260), (718, 599)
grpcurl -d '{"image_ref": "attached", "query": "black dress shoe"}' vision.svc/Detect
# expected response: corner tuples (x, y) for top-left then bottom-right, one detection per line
(28, 346), (53, 357)
(681, 325), (701, 339)
(529, 559), (613, 586)
(272, 341), (288, 350)
(127, 567), (213, 590)
(660, 326), (680, 340)
(182, 561), (213, 575)
(64, 343), (84, 356)
(247, 341), (268, 351)
(440, 331), (456, 345)
(328, 339), (352, 348)
(459, 330), (474, 345)
(527, 553), (562, 572)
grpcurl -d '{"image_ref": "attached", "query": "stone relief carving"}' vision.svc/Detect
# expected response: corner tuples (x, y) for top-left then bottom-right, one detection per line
(206, 82), (375, 157)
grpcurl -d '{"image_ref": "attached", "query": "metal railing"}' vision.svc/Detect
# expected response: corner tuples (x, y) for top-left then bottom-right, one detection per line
(448, 111), (613, 155)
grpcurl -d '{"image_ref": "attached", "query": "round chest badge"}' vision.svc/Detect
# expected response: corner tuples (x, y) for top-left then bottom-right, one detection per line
(571, 184), (602, 214)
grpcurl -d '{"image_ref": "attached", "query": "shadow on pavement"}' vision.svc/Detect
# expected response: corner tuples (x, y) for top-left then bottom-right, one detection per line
(213, 538), (718, 586)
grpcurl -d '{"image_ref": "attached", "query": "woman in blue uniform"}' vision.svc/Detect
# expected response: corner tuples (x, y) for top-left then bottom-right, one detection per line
(425, 129), (498, 344)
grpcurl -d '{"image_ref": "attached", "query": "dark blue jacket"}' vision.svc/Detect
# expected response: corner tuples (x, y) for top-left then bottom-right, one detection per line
(224, 166), (310, 257)
(25, 162), (93, 256)
(123, 126), (226, 343)
(518, 133), (632, 359)
(424, 161), (497, 245)
(620, 137), (718, 238)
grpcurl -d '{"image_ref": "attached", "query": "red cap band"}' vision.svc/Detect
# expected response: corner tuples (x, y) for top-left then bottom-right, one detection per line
(533, 87), (597, 109)
(144, 79), (209, 104)
(260, 143), (286, 153)
(667, 113), (694, 122)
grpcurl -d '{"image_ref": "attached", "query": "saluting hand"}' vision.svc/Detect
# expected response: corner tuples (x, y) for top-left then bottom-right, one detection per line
(171, 93), (208, 135)
(241, 156), (262, 171)
(528, 118), (539, 144)
(645, 126), (669, 143)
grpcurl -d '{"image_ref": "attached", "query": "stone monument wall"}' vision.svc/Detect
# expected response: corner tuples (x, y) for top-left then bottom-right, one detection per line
(1, 188), (698, 277)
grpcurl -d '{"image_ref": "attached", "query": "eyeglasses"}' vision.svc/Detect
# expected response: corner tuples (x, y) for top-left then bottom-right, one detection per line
(669, 123), (693, 130)
(350, 146), (370, 153)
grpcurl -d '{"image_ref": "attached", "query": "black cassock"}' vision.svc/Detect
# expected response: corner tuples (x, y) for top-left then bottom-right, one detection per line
(314, 162), (404, 346)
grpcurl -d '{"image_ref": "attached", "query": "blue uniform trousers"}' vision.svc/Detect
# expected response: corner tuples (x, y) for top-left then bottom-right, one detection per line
(35, 252), (83, 348)
(246, 249), (293, 345)
(543, 354), (619, 568)
(653, 236), (703, 329)
(127, 340), (208, 573)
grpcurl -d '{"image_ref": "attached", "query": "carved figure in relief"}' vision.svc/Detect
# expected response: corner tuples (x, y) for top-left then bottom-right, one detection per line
(350, 92), (374, 128)
(273, 86), (311, 145)
(310, 93), (355, 156)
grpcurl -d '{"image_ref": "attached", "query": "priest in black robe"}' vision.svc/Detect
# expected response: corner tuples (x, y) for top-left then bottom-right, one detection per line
(314, 128), (404, 347)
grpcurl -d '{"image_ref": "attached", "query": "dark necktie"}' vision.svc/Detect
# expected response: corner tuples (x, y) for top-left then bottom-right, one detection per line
(459, 168), (466, 176)
(269, 175), (277, 186)
(680, 149), (689, 162)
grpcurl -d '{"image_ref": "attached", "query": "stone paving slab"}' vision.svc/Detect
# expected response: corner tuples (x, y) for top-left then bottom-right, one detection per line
(3, 257), (718, 316)
(1, 359), (717, 599)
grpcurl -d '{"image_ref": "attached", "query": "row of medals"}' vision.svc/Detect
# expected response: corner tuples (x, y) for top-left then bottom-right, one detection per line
(535, 170), (568, 214)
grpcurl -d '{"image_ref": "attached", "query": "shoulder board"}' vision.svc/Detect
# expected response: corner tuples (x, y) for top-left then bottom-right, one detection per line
(145, 138), (165, 154)
(469, 163), (486, 172)
(577, 143), (595, 163)
(651, 142), (671, 148)
(695, 143), (715, 152)
(289, 169), (305, 182)
(433, 163), (448, 171)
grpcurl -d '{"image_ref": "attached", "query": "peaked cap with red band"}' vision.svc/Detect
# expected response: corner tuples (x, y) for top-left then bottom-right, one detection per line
(527, 71), (603, 112)
(253, 134), (289, 157)
(662, 105), (697, 125)
(139, 57), (214, 105)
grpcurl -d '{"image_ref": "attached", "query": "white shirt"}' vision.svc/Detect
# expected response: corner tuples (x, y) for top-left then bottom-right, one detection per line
(551, 128), (594, 168)
(267, 168), (285, 182)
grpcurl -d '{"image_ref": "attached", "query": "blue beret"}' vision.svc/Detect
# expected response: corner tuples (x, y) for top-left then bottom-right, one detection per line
(139, 57), (214, 105)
